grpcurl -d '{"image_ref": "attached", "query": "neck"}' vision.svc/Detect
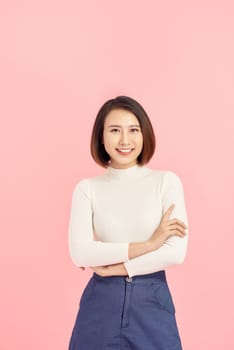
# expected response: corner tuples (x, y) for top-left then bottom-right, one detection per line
(105, 163), (149, 180)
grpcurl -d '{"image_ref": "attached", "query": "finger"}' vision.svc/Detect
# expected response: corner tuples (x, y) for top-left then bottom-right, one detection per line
(174, 231), (186, 237)
(169, 224), (187, 234)
(168, 218), (187, 228)
(163, 204), (175, 220)
(170, 230), (186, 238)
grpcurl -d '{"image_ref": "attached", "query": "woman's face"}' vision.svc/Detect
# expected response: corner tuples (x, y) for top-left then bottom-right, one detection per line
(102, 108), (143, 169)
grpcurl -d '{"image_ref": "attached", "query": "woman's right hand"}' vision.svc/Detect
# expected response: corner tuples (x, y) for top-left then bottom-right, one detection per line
(148, 204), (187, 250)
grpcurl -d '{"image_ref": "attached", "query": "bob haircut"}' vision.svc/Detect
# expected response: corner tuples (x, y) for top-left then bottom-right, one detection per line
(90, 95), (156, 168)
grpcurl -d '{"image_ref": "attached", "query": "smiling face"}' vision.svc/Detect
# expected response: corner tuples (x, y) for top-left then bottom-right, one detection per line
(102, 108), (144, 169)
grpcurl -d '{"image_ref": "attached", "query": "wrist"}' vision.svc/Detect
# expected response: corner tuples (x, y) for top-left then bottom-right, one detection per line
(145, 239), (157, 253)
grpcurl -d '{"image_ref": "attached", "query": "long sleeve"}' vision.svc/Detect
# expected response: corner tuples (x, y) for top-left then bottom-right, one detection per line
(123, 171), (189, 278)
(68, 179), (129, 267)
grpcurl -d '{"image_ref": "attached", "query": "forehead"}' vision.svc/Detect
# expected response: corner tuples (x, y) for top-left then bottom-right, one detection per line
(104, 108), (140, 126)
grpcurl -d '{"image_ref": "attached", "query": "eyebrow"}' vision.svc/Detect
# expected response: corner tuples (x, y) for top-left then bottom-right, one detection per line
(107, 124), (141, 128)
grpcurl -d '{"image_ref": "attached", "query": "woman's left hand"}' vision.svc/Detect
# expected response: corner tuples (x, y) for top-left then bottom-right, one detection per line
(79, 263), (128, 277)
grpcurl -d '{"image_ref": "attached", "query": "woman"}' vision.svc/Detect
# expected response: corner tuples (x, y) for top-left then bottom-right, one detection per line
(68, 95), (189, 349)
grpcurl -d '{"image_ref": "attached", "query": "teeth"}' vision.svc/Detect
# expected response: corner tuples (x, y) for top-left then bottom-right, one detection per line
(117, 149), (132, 153)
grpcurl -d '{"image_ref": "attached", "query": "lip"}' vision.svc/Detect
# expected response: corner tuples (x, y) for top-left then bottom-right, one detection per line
(116, 148), (134, 150)
(115, 148), (134, 156)
(116, 147), (134, 149)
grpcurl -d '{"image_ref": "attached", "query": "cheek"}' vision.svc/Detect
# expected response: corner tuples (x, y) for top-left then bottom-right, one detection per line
(103, 133), (111, 144)
(103, 134), (117, 149)
(136, 135), (143, 147)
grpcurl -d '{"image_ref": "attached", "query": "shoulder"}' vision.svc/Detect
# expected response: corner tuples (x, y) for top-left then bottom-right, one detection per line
(146, 167), (177, 179)
(164, 170), (183, 184)
(70, 180), (88, 202)
(147, 168), (184, 187)
(71, 177), (92, 200)
(71, 173), (105, 198)
(160, 170), (185, 194)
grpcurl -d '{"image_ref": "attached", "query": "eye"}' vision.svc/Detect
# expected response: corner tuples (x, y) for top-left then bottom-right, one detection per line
(110, 128), (120, 133)
(131, 128), (140, 132)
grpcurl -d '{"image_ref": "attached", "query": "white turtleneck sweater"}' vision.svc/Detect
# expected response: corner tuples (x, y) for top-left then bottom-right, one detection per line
(68, 164), (189, 278)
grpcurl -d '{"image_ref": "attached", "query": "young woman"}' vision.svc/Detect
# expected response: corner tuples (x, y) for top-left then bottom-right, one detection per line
(68, 95), (189, 349)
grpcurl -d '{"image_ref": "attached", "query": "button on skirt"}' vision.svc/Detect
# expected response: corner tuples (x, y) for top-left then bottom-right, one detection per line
(68, 270), (183, 350)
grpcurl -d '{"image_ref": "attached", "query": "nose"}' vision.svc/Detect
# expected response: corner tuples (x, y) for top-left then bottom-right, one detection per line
(119, 131), (130, 145)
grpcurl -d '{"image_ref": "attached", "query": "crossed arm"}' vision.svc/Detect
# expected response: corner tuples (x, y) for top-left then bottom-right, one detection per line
(69, 172), (189, 278)
(78, 242), (154, 276)
(79, 262), (128, 276)
(79, 241), (159, 276)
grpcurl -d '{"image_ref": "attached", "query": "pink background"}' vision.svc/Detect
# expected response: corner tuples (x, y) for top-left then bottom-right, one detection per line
(1, 1), (233, 349)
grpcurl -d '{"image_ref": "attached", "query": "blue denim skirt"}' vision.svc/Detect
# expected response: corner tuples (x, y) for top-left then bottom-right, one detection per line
(68, 270), (183, 349)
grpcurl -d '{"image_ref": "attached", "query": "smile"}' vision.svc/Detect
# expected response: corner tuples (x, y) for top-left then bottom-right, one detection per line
(116, 148), (134, 155)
